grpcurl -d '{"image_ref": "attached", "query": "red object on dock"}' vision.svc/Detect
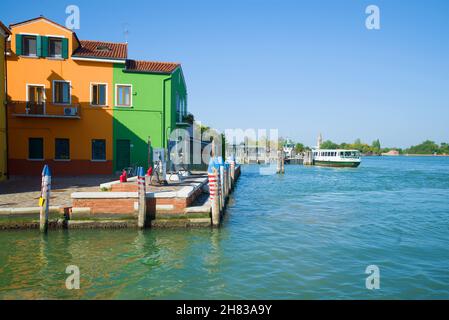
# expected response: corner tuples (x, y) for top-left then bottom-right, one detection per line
(120, 170), (127, 183)
(147, 167), (153, 176)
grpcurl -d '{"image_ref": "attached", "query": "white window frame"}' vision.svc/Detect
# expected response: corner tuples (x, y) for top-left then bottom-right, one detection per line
(26, 84), (46, 114)
(115, 84), (133, 107)
(52, 80), (72, 105)
(90, 82), (108, 107)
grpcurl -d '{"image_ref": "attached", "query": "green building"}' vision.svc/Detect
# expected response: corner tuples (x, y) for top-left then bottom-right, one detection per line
(112, 60), (189, 172)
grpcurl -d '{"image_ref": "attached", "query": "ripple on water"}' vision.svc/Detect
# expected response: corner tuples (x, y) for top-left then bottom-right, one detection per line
(1, 157), (449, 299)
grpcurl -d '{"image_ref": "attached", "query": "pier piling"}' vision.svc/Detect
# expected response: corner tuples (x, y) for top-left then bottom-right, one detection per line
(277, 150), (285, 174)
(137, 167), (147, 229)
(208, 169), (220, 226)
(39, 165), (51, 233)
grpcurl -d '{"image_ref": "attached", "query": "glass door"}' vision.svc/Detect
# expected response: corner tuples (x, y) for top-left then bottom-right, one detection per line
(27, 85), (46, 115)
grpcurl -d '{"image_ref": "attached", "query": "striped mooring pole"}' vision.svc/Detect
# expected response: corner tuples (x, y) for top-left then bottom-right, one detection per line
(230, 156), (236, 185)
(39, 165), (51, 233)
(208, 167), (220, 226)
(137, 167), (147, 229)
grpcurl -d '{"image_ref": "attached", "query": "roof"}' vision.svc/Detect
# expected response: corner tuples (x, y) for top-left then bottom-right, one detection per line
(0, 20), (11, 35)
(9, 16), (80, 47)
(73, 40), (128, 60)
(9, 16), (72, 32)
(125, 59), (180, 74)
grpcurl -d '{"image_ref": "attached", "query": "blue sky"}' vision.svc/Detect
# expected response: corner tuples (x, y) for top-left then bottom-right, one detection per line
(2, 0), (449, 147)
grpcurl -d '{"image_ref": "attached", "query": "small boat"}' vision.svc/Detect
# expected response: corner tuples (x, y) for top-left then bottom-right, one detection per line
(312, 149), (361, 168)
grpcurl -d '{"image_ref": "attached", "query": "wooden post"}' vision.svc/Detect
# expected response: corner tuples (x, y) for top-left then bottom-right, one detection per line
(137, 167), (147, 229)
(226, 164), (231, 195)
(39, 165), (51, 233)
(224, 165), (228, 198)
(281, 151), (285, 174)
(219, 164), (225, 210)
(276, 150), (281, 174)
(208, 168), (220, 226)
(230, 159), (235, 182)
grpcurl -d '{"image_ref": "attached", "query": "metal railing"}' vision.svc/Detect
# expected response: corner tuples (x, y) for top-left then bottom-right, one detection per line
(8, 101), (81, 119)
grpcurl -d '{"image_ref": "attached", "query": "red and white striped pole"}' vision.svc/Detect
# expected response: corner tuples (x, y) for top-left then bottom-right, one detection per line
(39, 165), (51, 233)
(137, 167), (147, 229)
(208, 168), (220, 226)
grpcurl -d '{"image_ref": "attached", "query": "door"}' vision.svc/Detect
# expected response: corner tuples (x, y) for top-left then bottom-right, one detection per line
(116, 139), (131, 171)
(27, 85), (45, 114)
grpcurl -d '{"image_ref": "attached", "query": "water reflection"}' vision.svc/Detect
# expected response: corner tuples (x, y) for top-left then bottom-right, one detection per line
(1, 157), (449, 299)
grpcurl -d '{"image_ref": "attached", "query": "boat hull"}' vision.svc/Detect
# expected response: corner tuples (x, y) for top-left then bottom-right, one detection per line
(314, 160), (361, 168)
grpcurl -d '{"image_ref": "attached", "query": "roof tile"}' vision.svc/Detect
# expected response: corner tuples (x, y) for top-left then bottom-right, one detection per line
(73, 40), (127, 60)
(125, 59), (180, 74)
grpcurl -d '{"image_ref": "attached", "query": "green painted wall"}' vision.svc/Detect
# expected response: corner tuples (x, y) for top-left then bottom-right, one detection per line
(112, 64), (187, 172)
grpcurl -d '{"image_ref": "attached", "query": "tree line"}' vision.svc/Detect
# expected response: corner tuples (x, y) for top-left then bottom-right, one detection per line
(290, 139), (449, 155)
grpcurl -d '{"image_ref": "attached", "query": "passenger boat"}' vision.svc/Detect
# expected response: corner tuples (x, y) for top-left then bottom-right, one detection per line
(312, 149), (361, 168)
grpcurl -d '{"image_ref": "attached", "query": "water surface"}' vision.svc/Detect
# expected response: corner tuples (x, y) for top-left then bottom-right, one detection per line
(1, 157), (448, 299)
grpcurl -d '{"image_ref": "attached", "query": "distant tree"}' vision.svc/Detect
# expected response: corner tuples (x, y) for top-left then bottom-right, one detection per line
(184, 113), (195, 124)
(372, 139), (381, 154)
(294, 143), (305, 153)
(406, 140), (439, 154)
(440, 143), (449, 155)
(320, 140), (339, 149)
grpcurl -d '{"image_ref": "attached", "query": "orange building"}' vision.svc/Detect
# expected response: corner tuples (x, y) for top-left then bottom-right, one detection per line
(6, 16), (127, 175)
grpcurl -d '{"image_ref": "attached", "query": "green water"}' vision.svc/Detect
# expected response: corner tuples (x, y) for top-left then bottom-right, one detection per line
(1, 157), (449, 299)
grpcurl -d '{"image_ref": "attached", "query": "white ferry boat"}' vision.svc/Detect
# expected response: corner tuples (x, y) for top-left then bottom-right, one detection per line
(312, 149), (361, 168)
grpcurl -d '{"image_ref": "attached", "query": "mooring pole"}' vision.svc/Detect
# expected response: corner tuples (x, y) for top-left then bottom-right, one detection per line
(137, 167), (147, 229)
(276, 150), (281, 174)
(208, 167), (220, 226)
(230, 157), (235, 185)
(219, 163), (225, 210)
(39, 165), (51, 233)
(281, 151), (285, 174)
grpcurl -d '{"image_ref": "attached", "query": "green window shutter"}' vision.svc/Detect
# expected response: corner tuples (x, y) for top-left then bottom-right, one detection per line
(62, 38), (69, 59)
(15, 34), (22, 55)
(41, 36), (48, 58)
(36, 35), (42, 57)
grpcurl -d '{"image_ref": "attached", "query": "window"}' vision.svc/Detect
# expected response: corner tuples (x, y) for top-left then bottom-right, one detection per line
(27, 85), (45, 104)
(55, 138), (70, 160)
(23, 35), (37, 57)
(116, 85), (132, 107)
(53, 81), (71, 104)
(91, 84), (107, 106)
(48, 38), (62, 58)
(92, 139), (106, 161)
(29, 138), (44, 160)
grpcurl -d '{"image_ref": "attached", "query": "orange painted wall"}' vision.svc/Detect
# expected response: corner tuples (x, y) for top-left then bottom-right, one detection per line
(7, 19), (114, 175)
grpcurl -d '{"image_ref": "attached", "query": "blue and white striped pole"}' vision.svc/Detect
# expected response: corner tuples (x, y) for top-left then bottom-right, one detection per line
(39, 165), (51, 233)
(137, 166), (147, 228)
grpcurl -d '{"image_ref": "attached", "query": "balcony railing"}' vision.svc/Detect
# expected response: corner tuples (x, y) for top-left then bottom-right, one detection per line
(8, 101), (81, 119)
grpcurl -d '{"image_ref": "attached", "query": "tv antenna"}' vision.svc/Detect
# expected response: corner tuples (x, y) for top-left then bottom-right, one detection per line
(122, 23), (130, 44)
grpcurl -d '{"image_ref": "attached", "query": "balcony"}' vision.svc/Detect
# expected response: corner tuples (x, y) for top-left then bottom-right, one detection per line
(8, 101), (81, 119)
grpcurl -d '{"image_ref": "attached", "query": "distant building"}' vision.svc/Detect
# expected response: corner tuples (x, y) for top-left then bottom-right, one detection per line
(283, 139), (295, 158)
(381, 150), (400, 156)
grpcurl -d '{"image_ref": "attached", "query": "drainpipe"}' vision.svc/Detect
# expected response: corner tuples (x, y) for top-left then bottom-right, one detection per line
(162, 76), (171, 173)
(162, 76), (171, 149)
(3, 35), (8, 180)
